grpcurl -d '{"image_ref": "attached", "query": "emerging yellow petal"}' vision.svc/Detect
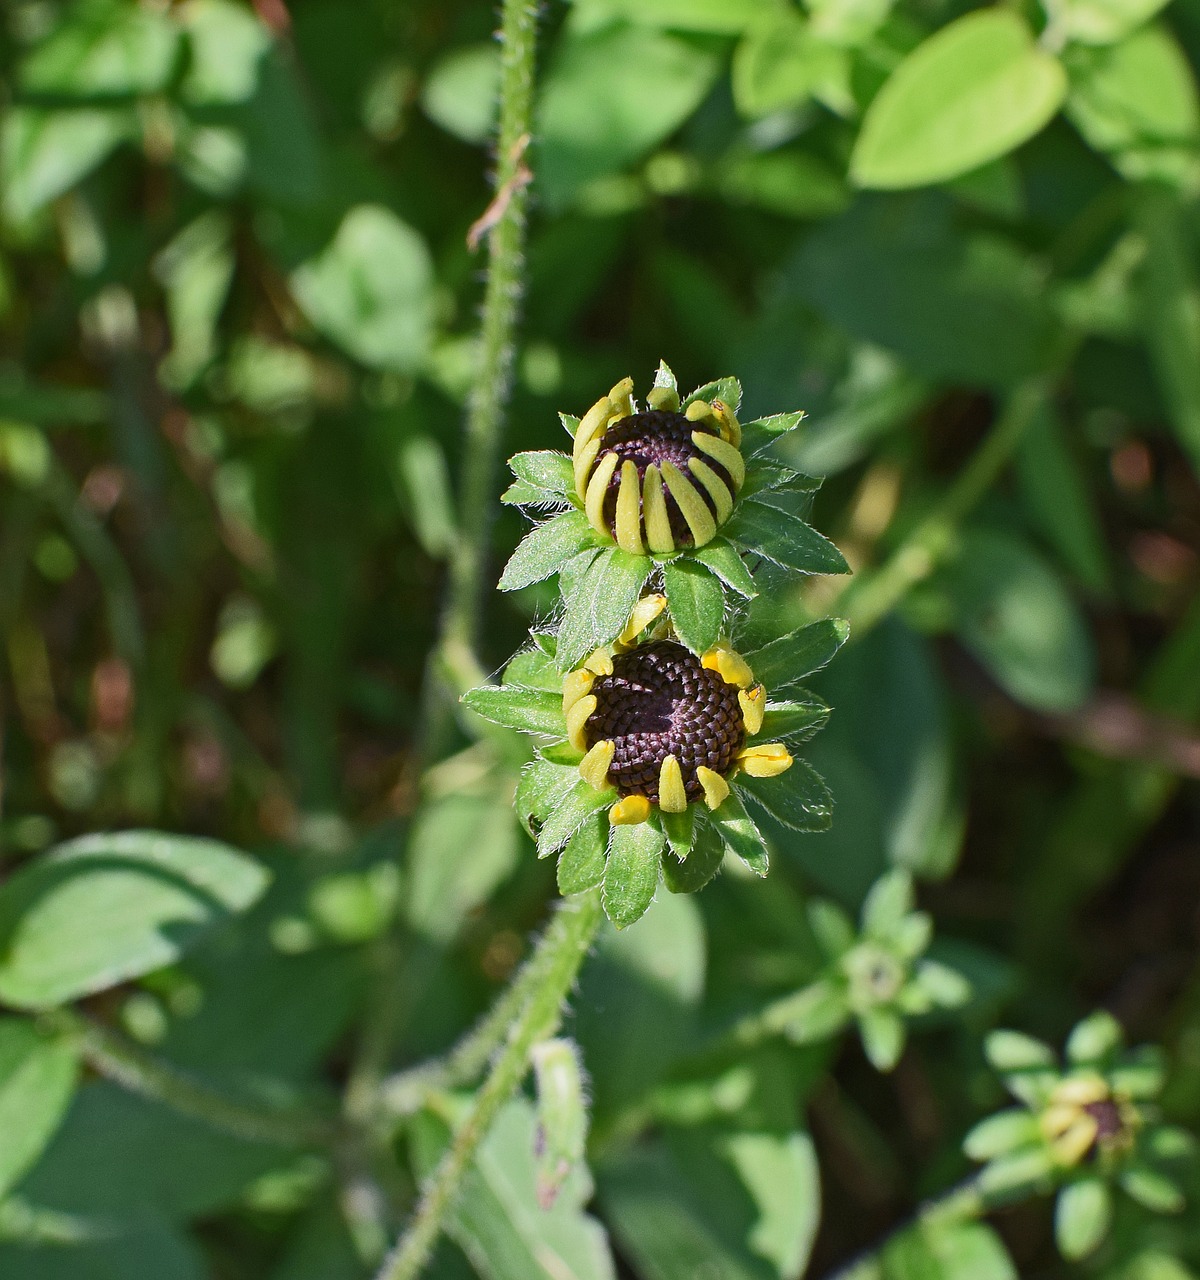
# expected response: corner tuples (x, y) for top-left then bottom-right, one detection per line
(607, 376), (635, 419)
(736, 742), (792, 777)
(692, 431), (745, 490)
(579, 739), (615, 790)
(585, 450), (620, 535)
(695, 765), (730, 810)
(658, 754), (688, 813)
(583, 647), (614, 676)
(614, 460), (645, 554)
(561, 669), (595, 716)
(610, 795), (651, 825)
(641, 463), (675, 553)
(647, 383), (680, 412)
(662, 462), (716, 547)
(572, 432), (602, 501)
(573, 395), (612, 463)
(738, 685), (766, 736)
(702, 645), (755, 689)
(619, 593), (666, 645)
(684, 400), (712, 424)
(687, 457), (734, 524)
(708, 399), (741, 446)
(1052, 1117), (1100, 1167)
(565, 694), (597, 752)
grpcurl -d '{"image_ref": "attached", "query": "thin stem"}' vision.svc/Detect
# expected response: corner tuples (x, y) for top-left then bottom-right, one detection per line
(47, 1009), (335, 1148)
(838, 378), (1050, 637)
(374, 889), (603, 1280)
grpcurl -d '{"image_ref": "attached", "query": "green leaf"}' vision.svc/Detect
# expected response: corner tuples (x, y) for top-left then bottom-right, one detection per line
(556, 548), (653, 671)
(0, 832), (269, 1009)
(22, 3), (180, 98)
(603, 823), (664, 928)
(881, 1219), (1017, 1280)
(500, 511), (595, 592)
(962, 1109), (1041, 1161)
(913, 960), (970, 1008)
(516, 759), (581, 839)
(539, 778), (617, 859)
(775, 979), (852, 1044)
(739, 760), (834, 833)
(740, 411), (807, 456)
(461, 686), (565, 736)
(572, 0), (781, 33)
(1059, 0), (1174, 44)
(411, 1099), (615, 1280)
(660, 806), (696, 862)
(691, 539), (758, 598)
(419, 43), (501, 145)
(732, 13), (846, 118)
(538, 25), (721, 208)
(0, 1219), (208, 1279)
(747, 619), (850, 690)
(760, 696), (830, 742)
(1055, 1178), (1113, 1260)
(985, 1030), (1056, 1072)
(807, 899), (856, 959)
(710, 792), (770, 875)
(558, 817), (609, 897)
(977, 1147), (1057, 1202)
(861, 870), (915, 939)
(1119, 1165), (1185, 1214)
(662, 560), (725, 655)
(663, 820), (724, 894)
(290, 206), (433, 373)
(850, 11), (1067, 189)
(503, 451), (576, 507)
(1066, 1010), (1123, 1065)
(0, 1020), (78, 1199)
(1066, 26), (1200, 189)
(728, 500), (849, 576)
(859, 1008), (905, 1071)
(682, 376), (742, 414)
(503, 646), (562, 691)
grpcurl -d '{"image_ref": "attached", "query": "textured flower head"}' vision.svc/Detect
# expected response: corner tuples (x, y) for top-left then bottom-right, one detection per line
(462, 607), (849, 928)
(964, 1012), (1194, 1261)
(571, 374), (743, 553)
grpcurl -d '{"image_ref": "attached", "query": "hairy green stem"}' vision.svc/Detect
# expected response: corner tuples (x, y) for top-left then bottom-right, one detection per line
(48, 1009), (335, 1148)
(839, 378), (1050, 637)
(374, 889), (602, 1280)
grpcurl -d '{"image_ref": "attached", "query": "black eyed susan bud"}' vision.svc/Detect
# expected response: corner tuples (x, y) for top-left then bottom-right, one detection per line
(572, 379), (745, 554)
(1040, 1075), (1139, 1166)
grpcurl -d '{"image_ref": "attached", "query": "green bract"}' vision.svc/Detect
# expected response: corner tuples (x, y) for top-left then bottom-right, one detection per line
(965, 1011), (1194, 1261)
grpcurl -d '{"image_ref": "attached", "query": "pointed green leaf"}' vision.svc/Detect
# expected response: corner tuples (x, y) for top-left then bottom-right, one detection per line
(559, 546), (602, 601)
(985, 1029), (1056, 1073)
(507, 450), (575, 499)
(977, 1146), (1057, 1201)
(914, 960), (971, 1008)
(461, 685), (565, 735)
(558, 816), (608, 896)
(603, 823), (664, 928)
(653, 359), (678, 398)
(1055, 1178), (1113, 1260)
(747, 618), (850, 690)
(538, 777), (617, 859)
(861, 870), (915, 939)
(662, 559), (725, 655)
(740, 411), (806, 456)
(739, 462), (819, 500)
(682, 376), (741, 413)
(660, 806), (696, 861)
(710, 791), (770, 875)
(502, 645), (562, 691)
(1065, 1010), (1123, 1066)
(691, 538), (758, 598)
(963, 1108), (1041, 1161)
(728, 501), (848, 576)
(1119, 1164), (1185, 1214)
(499, 510), (594, 591)
(738, 760), (833, 833)
(760, 696), (829, 743)
(556, 547), (653, 670)
(560, 412), (581, 438)
(515, 759), (580, 839)
(539, 741), (585, 767)
(859, 1008), (905, 1071)
(850, 11), (1067, 189)
(0, 1020), (79, 1199)
(663, 820), (724, 895)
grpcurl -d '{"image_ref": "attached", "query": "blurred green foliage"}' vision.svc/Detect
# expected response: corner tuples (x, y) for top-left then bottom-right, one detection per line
(2, 0), (1200, 1276)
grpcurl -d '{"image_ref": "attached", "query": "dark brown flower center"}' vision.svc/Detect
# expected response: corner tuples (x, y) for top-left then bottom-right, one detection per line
(598, 410), (733, 546)
(585, 640), (744, 802)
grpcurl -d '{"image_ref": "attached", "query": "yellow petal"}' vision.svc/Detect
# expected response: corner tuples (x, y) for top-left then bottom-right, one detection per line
(565, 694), (598, 752)
(684, 400), (712, 424)
(614, 460), (644, 554)
(658, 754), (687, 813)
(641, 463), (675, 553)
(738, 685), (765, 736)
(692, 431), (745, 490)
(708, 399), (741, 447)
(736, 742), (792, 778)
(584, 647), (614, 676)
(584, 449), (620, 535)
(579, 739), (615, 790)
(662, 462), (716, 547)
(619, 593), (666, 645)
(610, 795), (651, 825)
(1052, 1117), (1099, 1167)
(695, 766), (730, 810)
(1053, 1074), (1109, 1107)
(572, 433), (602, 501)
(1040, 1104), (1082, 1141)
(647, 383), (680, 412)
(573, 395), (612, 463)
(687, 457), (734, 525)
(561, 669), (595, 716)
(702, 645), (755, 689)
(607, 376), (634, 419)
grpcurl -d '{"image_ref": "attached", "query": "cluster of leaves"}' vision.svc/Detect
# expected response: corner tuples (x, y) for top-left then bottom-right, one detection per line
(1, 0), (1200, 1277)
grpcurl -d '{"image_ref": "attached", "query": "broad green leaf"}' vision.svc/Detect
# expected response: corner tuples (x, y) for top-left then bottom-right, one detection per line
(603, 823), (664, 928)
(740, 411), (807, 456)
(503, 451), (576, 507)
(682, 377), (742, 414)
(1055, 1178), (1113, 1260)
(1, 107), (133, 223)
(851, 11), (1067, 189)
(0, 1020), (78, 1199)
(0, 1218), (208, 1280)
(290, 205), (434, 373)
(419, 43), (500, 144)
(739, 760), (834, 832)
(1065, 1010), (1123, 1065)
(692, 539), (758, 598)
(0, 832), (269, 1009)
(411, 1100), (616, 1280)
(1058, 0), (1173, 44)
(539, 778), (617, 859)
(461, 686), (565, 735)
(732, 13), (847, 118)
(556, 548), (653, 670)
(710, 792), (770, 875)
(738, 462), (820, 500)
(179, 0), (271, 106)
(558, 817), (609, 896)
(502, 645), (562, 691)
(538, 26), (721, 208)
(728, 501), (849, 576)
(663, 820), (724, 894)
(962, 1108), (1041, 1161)
(747, 618), (850, 690)
(500, 511), (594, 591)
(1066, 26), (1200, 189)
(760, 695), (830, 743)
(881, 1219), (1016, 1280)
(662, 560), (724, 655)
(516, 759), (582, 839)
